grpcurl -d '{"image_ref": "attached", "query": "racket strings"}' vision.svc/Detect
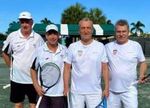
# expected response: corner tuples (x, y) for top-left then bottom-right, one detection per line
(95, 97), (107, 108)
(41, 64), (60, 88)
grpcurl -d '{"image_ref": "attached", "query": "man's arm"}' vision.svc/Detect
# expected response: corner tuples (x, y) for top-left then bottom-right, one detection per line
(2, 52), (11, 67)
(63, 63), (71, 96)
(30, 68), (44, 96)
(139, 61), (147, 83)
(102, 62), (109, 98)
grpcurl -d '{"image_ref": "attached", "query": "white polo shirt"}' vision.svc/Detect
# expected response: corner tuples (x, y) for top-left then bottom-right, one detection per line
(2, 29), (44, 84)
(65, 40), (108, 94)
(105, 40), (145, 92)
(33, 43), (68, 96)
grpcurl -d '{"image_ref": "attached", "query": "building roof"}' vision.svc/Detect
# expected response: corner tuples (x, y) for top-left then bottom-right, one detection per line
(7, 23), (115, 36)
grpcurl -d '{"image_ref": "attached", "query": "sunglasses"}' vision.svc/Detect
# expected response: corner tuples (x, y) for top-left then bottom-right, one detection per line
(19, 19), (31, 24)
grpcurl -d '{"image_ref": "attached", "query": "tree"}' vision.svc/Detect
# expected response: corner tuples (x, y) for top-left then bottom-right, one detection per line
(88, 8), (106, 24)
(9, 21), (19, 27)
(106, 19), (113, 25)
(40, 18), (52, 25)
(0, 33), (6, 40)
(5, 21), (20, 35)
(61, 3), (107, 24)
(130, 21), (145, 36)
(61, 3), (88, 24)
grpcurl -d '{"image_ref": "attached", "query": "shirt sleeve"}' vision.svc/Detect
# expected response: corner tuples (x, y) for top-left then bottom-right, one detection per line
(37, 35), (45, 47)
(2, 34), (12, 55)
(101, 44), (108, 63)
(137, 43), (145, 62)
(31, 48), (40, 71)
(64, 44), (73, 64)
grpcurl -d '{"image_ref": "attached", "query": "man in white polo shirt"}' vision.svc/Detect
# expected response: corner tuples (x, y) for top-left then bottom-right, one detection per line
(63, 18), (109, 108)
(105, 19), (147, 108)
(2, 11), (44, 108)
(30, 24), (68, 108)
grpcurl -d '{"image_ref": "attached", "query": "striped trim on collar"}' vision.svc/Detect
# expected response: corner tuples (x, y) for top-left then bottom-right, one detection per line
(18, 29), (35, 38)
(43, 42), (63, 53)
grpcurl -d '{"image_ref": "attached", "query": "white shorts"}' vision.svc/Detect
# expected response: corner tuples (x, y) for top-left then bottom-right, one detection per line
(70, 92), (102, 108)
(108, 86), (138, 108)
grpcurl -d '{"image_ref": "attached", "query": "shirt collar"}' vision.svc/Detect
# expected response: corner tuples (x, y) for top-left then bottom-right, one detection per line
(18, 29), (34, 38)
(43, 42), (63, 53)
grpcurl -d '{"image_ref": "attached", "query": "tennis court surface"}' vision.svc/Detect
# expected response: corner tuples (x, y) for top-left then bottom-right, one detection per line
(0, 57), (150, 108)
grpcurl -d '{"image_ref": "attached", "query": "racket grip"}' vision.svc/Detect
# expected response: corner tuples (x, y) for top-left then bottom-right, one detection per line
(67, 93), (70, 108)
(131, 74), (150, 86)
(36, 96), (42, 108)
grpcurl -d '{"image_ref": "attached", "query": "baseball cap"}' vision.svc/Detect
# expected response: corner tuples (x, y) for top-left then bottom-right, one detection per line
(46, 24), (58, 32)
(18, 11), (32, 19)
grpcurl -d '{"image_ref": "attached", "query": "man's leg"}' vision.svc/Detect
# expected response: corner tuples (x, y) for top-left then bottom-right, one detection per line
(85, 93), (102, 108)
(107, 91), (121, 108)
(25, 84), (37, 108)
(10, 81), (25, 108)
(70, 92), (85, 108)
(14, 103), (23, 108)
(29, 103), (36, 108)
(121, 86), (138, 108)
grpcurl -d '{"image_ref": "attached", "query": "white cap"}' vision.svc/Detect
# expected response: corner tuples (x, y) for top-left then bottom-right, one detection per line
(18, 11), (32, 19)
(46, 24), (58, 32)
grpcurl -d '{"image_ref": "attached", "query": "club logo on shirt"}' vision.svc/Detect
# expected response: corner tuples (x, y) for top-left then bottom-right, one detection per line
(113, 49), (117, 55)
(32, 44), (36, 48)
(78, 50), (83, 56)
(45, 57), (49, 60)
(60, 53), (66, 59)
(17, 45), (20, 47)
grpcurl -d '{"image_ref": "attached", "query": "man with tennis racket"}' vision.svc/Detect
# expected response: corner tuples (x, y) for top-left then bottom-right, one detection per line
(63, 18), (109, 108)
(2, 11), (44, 108)
(105, 19), (147, 108)
(30, 24), (68, 108)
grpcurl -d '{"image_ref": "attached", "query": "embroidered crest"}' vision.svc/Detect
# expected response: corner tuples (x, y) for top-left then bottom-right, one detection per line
(113, 49), (117, 55)
(78, 50), (83, 56)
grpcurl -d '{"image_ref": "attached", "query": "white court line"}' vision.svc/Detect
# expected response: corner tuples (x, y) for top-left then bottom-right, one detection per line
(2, 84), (10, 89)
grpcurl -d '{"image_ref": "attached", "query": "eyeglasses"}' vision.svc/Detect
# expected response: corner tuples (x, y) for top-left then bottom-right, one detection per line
(19, 19), (31, 24)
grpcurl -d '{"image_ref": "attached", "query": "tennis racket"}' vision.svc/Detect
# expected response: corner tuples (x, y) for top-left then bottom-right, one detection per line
(67, 92), (70, 108)
(131, 73), (150, 86)
(95, 96), (107, 108)
(36, 62), (61, 108)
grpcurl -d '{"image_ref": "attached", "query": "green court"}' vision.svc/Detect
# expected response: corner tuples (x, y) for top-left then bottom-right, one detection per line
(0, 57), (150, 108)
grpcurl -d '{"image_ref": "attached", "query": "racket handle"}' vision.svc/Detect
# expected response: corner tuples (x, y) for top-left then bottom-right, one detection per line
(131, 74), (150, 86)
(36, 96), (42, 108)
(131, 80), (139, 86)
(67, 93), (70, 108)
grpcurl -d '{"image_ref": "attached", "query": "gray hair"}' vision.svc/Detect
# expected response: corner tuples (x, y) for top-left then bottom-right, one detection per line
(115, 19), (129, 31)
(79, 17), (93, 26)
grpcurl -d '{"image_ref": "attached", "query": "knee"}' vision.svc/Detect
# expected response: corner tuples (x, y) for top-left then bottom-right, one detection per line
(15, 103), (23, 108)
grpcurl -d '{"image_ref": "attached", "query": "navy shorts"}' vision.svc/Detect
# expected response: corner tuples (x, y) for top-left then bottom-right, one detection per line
(39, 95), (68, 108)
(10, 81), (37, 103)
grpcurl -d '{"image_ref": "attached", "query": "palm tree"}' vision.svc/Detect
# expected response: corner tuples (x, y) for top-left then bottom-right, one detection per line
(61, 3), (87, 24)
(88, 8), (106, 24)
(40, 18), (52, 25)
(61, 3), (107, 24)
(130, 21), (145, 36)
(9, 21), (19, 27)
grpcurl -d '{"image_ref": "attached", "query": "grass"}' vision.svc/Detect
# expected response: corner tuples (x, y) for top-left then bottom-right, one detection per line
(0, 57), (150, 108)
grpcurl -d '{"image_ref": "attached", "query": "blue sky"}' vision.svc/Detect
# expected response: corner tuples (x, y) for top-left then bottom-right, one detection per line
(0, 0), (150, 34)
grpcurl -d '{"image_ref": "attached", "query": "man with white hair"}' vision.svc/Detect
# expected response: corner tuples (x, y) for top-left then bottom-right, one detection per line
(63, 18), (109, 108)
(2, 11), (44, 108)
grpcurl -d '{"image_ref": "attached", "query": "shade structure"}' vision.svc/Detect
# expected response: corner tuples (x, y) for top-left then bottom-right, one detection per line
(7, 23), (115, 36)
